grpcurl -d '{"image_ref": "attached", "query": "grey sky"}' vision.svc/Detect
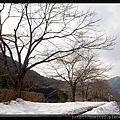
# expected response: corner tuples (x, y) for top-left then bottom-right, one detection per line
(32, 3), (120, 78)
(77, 3), (120, 77)
(1, 3), (120, 78)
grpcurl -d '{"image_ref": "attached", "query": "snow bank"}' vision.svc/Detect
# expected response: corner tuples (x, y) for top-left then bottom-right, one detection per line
(0, 98), (106, 115)
(0, 98), (119, 115)
(83, 101), (120, 115)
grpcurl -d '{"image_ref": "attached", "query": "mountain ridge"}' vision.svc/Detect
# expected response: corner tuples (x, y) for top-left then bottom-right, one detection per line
(0, 53), (68, 102)
(0, 52), (120, 102)
(107, 76), (120, 100)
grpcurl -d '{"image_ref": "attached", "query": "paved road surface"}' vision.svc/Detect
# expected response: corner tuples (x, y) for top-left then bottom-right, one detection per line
(70, 102), (120, 119)
(117, 102), (120, 107)
(117, 102), (120, 113)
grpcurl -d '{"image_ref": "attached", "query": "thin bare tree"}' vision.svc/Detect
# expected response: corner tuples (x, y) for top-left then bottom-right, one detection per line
(47, 52), (111, 102)
(77, 56), (111, 101)
(89, 79), (111, 101)
(0, 3), (115, 100)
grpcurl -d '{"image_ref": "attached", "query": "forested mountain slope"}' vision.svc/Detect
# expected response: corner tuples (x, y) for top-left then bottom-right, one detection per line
(0, 52), (119, 102)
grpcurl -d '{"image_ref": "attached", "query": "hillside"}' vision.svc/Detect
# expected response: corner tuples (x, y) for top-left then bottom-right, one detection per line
(107, 76), (120, 101)
(0, 53), (68, 102)
(0, 52), (119, 102)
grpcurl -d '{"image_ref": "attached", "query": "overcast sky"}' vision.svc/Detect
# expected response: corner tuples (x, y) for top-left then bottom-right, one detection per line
(76, 3), (120, 78)
(1, 3), (120, 78)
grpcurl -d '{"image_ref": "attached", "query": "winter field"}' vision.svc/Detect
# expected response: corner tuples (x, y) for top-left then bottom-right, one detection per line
(0, 98), (120, 118)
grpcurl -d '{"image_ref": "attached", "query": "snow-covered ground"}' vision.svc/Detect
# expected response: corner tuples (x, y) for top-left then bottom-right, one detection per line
(0, 98), (120, 116)
(83, 101), (120, 115)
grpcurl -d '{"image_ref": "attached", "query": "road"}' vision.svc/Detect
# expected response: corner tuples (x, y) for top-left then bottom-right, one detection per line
(71, 102), (120, 119)
(117, 102), (120, 113)
(117, 102), (120, 107)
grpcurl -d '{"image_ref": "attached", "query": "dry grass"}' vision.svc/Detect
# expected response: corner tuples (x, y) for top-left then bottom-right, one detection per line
(0, 88), (45, 102)
(21, 91), (44, 102)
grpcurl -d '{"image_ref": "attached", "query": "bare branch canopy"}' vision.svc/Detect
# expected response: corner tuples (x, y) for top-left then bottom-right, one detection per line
(0, 3), (116, 99)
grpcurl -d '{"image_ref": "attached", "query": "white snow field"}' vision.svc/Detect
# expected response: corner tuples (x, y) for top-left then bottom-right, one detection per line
(0, 98), (119, 116)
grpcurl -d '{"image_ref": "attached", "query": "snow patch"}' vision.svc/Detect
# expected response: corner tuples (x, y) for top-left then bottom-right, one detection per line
(0, 98), (119, 115)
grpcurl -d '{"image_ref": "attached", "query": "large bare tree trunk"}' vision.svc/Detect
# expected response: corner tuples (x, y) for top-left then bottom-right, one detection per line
(81, 90), (85, 102)
(71, 84), (76, 102)
(13, 80), (22, 100)
(81, 86), (85, 101)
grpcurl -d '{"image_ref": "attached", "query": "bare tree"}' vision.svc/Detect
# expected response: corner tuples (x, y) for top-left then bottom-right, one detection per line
(89, 79), (111, 101)
(0, 3), (115, 100)
(77, 56), (111, 101)
(47, 52), (111, 102)
(49, 52), (85, 102)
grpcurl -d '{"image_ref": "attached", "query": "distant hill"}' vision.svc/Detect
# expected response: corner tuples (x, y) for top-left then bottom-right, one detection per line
(107, 76), (120, 101)
(26, 69), (66, 88)
(1, 52), (120, 102)
(0, 52), (65, 87)
(0, 53), (68, 102)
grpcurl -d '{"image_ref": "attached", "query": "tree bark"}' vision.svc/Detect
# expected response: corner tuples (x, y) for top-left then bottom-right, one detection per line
(13, 80), (22, 100)
(81, 91), (85, 101)
(81, 86), (85, 101)
(71, 84), (76, 102)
